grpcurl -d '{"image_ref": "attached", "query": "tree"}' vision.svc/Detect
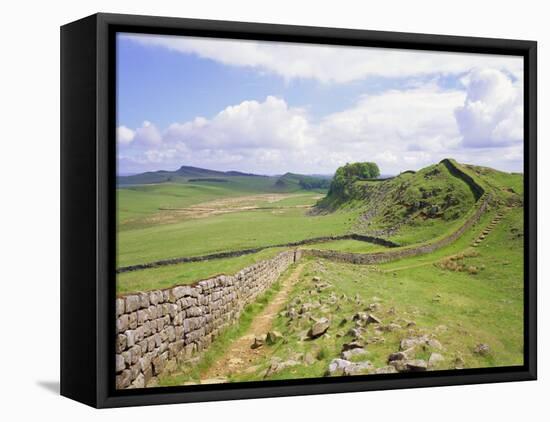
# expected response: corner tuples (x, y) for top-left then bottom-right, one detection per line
(328, 162), (380, 199)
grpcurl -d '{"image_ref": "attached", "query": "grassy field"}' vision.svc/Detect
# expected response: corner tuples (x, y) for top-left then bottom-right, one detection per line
(117, 199), (357, 267)
(117, 160), (524, 385)
(116, 247), (286, 294)
(158, 204), (523, 384)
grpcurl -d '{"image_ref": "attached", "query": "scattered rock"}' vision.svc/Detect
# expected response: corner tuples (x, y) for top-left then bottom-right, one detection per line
(380, 323), (402, 332)
(365, 336), (385, 344)
(343, 361), (373, 375)
(373, 366), (398, 374)
(251, 335), (265, 349)
(400, 335), (430, 350)
(353, 312), (368, 322)
(342, 341), (364, 352)
(406, 360), (427, 372)
(327, 358), (351, 376)
(427, 338), (443, 350)
(366, 314), (382, 325)
(474, 343), (490, 356)
(266, 330), (283, 345)
(428, 353), (444, 368)
(308, 318), (330, 339)
(342, 348), (367, 360)
(366, 303), (380, 311)
(265, 359), (300, 377)
(348, 328), (363, 339)
(312, 276), (321, 282)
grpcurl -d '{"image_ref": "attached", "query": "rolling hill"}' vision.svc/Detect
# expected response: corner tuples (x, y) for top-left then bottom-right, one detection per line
(315, 158), (523, 244)
(118, 165), (332, 192)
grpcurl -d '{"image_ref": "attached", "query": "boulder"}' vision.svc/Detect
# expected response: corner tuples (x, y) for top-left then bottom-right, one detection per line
(327, 358), (352, 376)
(348, 328), (363, 339)
(366, 314), (382, 325)
(428, 353), (444, 368)
(342, 341), (364, 352)
(406, 359), (428, 372)
(342, 348), (367, 360)
(266, 330), (283, 345)
(308, 318), (330, 339)
(265, 359), (300, 377)
(343, 361), (373, 375)
(251, 335), (265, 349)
(400, 335), (429, 350)
(373, 366), (398, 374)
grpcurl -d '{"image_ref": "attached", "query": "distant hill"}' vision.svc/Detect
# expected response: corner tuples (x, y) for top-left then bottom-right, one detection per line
(117, 166), (332, 193)
(273, 173), (331, 192)
(117, 165), (266, 185)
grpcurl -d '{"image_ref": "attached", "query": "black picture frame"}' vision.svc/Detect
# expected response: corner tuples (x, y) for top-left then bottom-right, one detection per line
(60, 12), (537, 408)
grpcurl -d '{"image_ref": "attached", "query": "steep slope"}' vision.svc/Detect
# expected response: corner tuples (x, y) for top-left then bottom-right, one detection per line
(315, 159), (522, 244)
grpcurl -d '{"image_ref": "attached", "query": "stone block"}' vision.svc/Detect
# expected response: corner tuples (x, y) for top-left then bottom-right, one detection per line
(116, 298), (125, 316)
(125, 295), (140, 313)
(116, 334), (127, 354)
(116, 369), (131, 389)
(115, 354), (126, 373)
(116, 315), (129, 333)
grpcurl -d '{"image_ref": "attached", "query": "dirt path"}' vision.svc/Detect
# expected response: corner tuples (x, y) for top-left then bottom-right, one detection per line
(201, 263), (305, 381)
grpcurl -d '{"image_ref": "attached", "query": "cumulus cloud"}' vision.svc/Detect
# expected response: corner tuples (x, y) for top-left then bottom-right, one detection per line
(455, 68), (523, 148)
(122, 33), (523, 84)
(118, 89), (473, 175)
(116, 125), (135, 145)
(163, 96), (312, 150)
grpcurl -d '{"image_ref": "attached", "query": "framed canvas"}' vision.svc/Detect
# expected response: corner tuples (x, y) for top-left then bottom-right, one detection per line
(60, 13), (537, 408)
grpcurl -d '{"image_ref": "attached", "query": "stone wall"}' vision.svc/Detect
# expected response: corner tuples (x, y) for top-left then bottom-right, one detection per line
(303, 193), (490, 265)
(118, 233), (395, 273)
(115, 249), (302, 389)
(302, 159), (490, 265)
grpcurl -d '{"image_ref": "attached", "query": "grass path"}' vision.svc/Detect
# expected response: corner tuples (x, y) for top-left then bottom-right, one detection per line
(200, 263), (305, 381)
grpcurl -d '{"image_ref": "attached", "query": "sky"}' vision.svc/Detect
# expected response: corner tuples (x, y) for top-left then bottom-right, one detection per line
(116, 33), (524, 176)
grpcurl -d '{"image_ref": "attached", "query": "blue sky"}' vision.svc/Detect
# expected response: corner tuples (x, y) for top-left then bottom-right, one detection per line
(116, 33), (524, 176)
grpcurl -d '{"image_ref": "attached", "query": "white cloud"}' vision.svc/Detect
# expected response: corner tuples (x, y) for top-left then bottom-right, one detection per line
(133, 121), (162, 146)
(118, 76), (524, 175)
(455, 68), (523, 148)
(163, 96), (313, 150)
(116, 125), (135, 145)
(122, 33), (523, 84)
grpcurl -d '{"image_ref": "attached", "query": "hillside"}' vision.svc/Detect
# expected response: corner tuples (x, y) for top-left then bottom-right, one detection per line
(274, 172), (331, 192)
(316, 159), (523, 244)
(118, 165), (331, 193)
(117, 165), (265, 185)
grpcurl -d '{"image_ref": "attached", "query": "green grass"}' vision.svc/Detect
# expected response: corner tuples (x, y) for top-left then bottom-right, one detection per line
(220, 207), (523, 382)
(117, 206), (359, 267)
(116, 247), (286, 294)
(157, 267), (293, 386)
(118, 179), (275, 228)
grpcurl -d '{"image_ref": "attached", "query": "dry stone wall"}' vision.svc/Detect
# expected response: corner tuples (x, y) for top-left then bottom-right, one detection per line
(303, 158), (490, 266)
(115, 249), (302, 389)
(302, 194), (489, 264)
